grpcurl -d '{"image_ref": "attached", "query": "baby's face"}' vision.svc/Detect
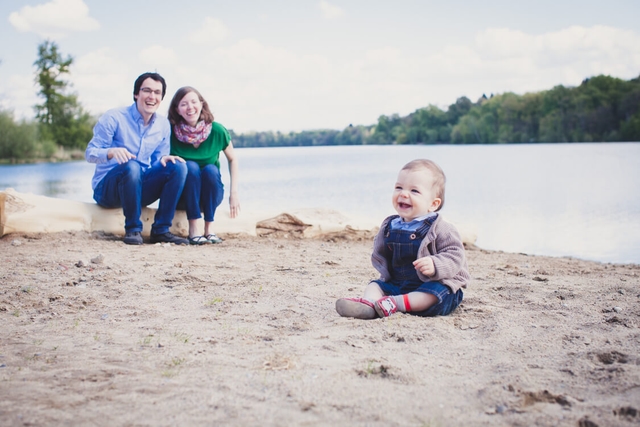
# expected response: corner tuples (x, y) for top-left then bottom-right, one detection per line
(392, 168), (441, 221)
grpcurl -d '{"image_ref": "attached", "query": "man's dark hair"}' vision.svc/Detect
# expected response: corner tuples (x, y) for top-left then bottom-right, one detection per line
(133, 72), (167, 101)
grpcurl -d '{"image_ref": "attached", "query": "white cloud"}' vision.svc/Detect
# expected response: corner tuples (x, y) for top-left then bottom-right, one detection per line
(187, 17), (229, 44)
(318, 1), (345, 19)
(71, 48), (132, 115)
(8, 0), (99, 39)
(139, 45), (178, 67)
(161, 38), (346, 131)
(6, 22), (637, 133)
(141, 24), (640, 132)
(0, 74), (39, 120)
(474, 25), (640, 76)
(408, 24), (640, 106)
(1, 47), (133, 120)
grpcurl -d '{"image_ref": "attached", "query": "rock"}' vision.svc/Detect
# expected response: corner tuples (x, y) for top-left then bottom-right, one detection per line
(613, 306), (622, 313)
(11, 239), (21, 246)
(91, 254), (104, 264)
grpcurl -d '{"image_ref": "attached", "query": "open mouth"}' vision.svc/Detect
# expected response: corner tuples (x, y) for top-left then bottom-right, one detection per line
(398, 202), (411, 209)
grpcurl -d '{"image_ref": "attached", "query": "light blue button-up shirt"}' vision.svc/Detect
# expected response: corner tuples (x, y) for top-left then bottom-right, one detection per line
(85, 103), (171, 190)
(390, 212), (437, 231)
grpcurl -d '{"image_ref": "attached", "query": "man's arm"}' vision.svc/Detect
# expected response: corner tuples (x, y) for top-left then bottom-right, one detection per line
(85, 113), (120, 164)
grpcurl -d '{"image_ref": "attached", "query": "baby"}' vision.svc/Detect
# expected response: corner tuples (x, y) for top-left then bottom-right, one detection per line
(336, 159), (470, 319)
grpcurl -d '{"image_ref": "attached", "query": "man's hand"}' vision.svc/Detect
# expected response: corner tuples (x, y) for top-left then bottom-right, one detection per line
(160, 155), (186, 166)
(414, 256), (436, 277)
(107, 147), (136, 164)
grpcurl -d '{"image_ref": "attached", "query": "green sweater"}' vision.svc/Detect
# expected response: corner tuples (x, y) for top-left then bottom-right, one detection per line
(170, 122), (230, 169)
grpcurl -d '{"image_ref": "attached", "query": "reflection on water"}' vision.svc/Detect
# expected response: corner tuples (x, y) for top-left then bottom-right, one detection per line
(42, 180), (75, 198)
(0, 161), (96, 203)
(1, 143), (639, 264)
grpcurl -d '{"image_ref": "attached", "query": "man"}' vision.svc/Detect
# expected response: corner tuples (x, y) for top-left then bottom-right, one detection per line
(85, 72), (188, 245)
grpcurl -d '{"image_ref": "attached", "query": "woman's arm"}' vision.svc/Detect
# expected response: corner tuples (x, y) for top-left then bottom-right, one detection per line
(223, 142), (240, 218)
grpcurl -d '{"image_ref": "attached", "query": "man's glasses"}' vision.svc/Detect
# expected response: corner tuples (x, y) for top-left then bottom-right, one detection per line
(140, 87), (162, 96)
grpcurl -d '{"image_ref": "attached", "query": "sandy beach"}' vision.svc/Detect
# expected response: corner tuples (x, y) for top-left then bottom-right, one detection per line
(1, 229), (639, 427)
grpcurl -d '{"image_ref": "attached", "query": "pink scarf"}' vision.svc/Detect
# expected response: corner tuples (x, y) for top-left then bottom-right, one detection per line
(174, 121), (212, 149)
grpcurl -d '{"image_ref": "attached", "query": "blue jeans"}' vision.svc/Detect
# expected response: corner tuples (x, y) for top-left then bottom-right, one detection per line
(177, 161), (224, 222)
(373, 280), (463, 317)
(93, 160), (188, 234)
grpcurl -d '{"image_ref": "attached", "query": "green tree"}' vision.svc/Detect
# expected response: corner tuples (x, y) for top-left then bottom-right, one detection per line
(224, 73), (640, 147)
(33, 39), (94, 150)
(0, 109), (57, 161)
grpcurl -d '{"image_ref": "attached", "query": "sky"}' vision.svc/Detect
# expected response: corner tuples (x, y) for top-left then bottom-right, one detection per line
(1, 0), (639, 133)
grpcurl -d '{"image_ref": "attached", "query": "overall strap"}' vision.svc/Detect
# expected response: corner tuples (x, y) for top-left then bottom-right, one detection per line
(384, 215), (400, 237)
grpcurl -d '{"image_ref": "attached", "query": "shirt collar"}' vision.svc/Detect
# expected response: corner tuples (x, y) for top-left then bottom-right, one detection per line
(128, 103), (156, 125)
(401, 212), (437, 224)
(391, 212), (437, 231)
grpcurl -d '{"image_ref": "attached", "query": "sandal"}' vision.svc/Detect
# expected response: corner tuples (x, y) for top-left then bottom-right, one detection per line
(188, 235), (210, 245)
(205, 233), (223, 244)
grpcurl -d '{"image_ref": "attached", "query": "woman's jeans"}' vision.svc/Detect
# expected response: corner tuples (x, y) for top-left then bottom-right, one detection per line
(177, 161), (224, 222)
(93, 160), (188, 235)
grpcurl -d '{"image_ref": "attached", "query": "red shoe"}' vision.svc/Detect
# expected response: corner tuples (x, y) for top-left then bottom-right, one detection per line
(335, 298), (377, 319)
(375, 296), (398, 317)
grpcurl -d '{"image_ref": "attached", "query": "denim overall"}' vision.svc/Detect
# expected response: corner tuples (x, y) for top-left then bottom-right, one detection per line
(373, 214), (463, 317)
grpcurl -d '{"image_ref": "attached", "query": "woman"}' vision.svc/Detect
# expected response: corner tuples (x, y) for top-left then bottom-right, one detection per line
(168, 86), (240, 244)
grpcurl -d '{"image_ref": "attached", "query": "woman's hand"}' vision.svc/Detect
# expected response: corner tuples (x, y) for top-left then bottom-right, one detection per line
(229, 191), (240, 218)
(160, 155), (185, 166)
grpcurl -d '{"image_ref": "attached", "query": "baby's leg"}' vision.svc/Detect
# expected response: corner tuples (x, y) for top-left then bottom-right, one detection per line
(335, 282), (385, 320)
(409, 283), (463, 317)
(374, 292), (438, 317)
(363, 282), (385, 301)
(404, 292), (438, 312)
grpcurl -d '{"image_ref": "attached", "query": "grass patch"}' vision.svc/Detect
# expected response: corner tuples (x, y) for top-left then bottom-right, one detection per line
(206, 297), (223, 306)
(139, 334), (155, 347)
(172, 332), (191, 344)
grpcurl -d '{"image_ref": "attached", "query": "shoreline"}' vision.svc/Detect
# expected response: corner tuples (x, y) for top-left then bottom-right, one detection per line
(0, 188), (477, 245)
(1, 231), (639, 426)
(1, 187), (638, 265)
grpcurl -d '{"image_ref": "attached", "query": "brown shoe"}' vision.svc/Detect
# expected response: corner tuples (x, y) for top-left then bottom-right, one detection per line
(336, 298), (377, 319)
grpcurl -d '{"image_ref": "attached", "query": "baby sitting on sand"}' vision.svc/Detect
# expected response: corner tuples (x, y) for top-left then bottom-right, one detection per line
(336, 159), (470, 319)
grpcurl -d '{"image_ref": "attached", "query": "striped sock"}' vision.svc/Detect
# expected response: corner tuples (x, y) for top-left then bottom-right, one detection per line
(391, 294), (411, 313)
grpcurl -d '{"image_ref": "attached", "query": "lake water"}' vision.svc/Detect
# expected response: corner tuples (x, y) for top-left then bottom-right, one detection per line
(1, 143), (639, 265)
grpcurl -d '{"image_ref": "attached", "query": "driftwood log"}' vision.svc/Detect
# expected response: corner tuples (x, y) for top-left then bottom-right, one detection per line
(0, 188), (477, 244)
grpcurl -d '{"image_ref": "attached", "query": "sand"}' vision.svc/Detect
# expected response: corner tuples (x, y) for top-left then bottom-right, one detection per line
(1, 230), (639, 427)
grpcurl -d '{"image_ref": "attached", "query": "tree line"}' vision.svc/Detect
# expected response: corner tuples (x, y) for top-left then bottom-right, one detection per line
(233, 74), (640, 147)
(1, 41), (639, 162)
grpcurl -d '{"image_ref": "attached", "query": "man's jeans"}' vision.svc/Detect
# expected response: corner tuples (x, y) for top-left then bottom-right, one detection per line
(93, 160), (188, 234)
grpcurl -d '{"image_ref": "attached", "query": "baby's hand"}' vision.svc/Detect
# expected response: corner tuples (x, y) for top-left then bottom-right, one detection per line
(414, 256), (435, 277)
